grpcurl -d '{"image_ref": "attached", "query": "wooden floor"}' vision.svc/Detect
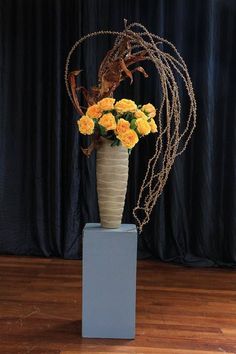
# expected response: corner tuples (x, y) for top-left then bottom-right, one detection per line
(0, 257), (236, 354)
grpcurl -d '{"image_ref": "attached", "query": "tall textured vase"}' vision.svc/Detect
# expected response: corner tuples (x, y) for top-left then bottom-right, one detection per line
(96, 138), (129, 228)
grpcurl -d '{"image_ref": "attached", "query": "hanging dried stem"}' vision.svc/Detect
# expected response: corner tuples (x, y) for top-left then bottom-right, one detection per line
(65, 21), (197, 233)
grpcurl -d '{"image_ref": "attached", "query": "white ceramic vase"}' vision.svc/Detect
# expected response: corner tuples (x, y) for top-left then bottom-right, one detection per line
(96, 138), (129, 228)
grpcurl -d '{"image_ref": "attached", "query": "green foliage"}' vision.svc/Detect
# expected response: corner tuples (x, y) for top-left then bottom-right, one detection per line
(143, 109), (149, 116)
(99, 125), (106, 136)
(130, 119), (137, 130)
(114, 113), (122, 122)
(103, 109), (115, 115)
(111, 139), (120, 147)
(124, 112), (135, 122)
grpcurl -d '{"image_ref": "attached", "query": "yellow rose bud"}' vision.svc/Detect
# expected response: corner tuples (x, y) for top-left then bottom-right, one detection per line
(135, 118), (151, 136)
(149, 118), (158, 133)
(115, 99), (137, 113)
(77, 116), (95, 135)
(116, 118), (130, 137)
(98, 97), (115, 111)
(134, 109), (148, 120)
(99, 113), (116, 131)
(141, 103), (156, 118)
(86, 104), (102, 119)
(118, 129), (139, 149)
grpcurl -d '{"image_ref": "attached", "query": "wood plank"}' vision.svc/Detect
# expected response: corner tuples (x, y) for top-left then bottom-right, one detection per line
(0, 256), (236, 353)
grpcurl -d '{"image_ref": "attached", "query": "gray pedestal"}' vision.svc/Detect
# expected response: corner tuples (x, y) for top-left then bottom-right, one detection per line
(82, 223), (137, 339)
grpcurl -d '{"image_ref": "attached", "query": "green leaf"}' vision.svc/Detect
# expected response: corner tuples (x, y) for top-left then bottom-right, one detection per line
(99, 125), (106, 136)
(114, 113), (120, 123)
(124, 112), (134, 122)
(103, 109), (114, 115)
(130, 119), (137, 130)
(111, 139), (120, 147)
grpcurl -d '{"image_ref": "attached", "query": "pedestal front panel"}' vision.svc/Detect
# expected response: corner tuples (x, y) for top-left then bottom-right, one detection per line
(82, 223), (137, 339)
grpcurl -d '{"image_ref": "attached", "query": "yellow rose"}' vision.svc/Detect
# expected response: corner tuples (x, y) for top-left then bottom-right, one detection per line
(149, 118), (158, 133)
(134, 109), (148, 120)
(115, 99), (137, 113)
(77, 116), (95, 135)
(135, 118), (151, 135)
(86, 104), (102, 119)
(99, 113), (116, 131)
(118, 129), (139, 149)
(116, 118), (130, 136)
(141, 103), (156, 118)
(98, 97), (115, 111)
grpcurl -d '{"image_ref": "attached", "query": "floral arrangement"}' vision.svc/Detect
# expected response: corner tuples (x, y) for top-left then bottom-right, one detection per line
(77, 98), (157, 151)
(65, 21), (196, 232)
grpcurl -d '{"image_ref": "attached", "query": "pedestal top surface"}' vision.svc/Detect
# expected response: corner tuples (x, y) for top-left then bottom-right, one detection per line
(84, 223), (137, 233)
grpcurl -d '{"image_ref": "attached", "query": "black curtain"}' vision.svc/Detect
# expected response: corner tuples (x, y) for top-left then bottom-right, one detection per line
(0, 0), (236, 266)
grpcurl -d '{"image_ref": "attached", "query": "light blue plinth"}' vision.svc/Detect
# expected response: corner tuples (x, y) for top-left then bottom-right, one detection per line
(82, 223), (137, 339)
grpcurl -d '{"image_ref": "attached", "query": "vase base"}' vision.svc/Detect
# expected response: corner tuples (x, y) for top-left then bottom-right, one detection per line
(101, 222), (121, 229)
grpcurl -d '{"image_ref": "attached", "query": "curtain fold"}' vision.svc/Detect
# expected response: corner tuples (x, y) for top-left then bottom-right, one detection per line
(0, 0), (235, 265)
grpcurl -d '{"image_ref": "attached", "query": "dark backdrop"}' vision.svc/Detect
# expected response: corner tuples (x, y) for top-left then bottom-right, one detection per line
(0, 0), (236, 266)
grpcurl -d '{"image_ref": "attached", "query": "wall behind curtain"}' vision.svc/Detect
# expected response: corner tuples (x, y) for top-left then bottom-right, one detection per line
(0, 0), (235, 266)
